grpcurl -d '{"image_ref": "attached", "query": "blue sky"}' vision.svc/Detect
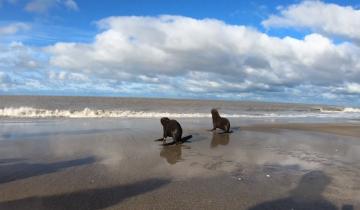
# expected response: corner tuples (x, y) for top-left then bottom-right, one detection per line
(1, 0), (360, 106)
(1, 0), (299, 45)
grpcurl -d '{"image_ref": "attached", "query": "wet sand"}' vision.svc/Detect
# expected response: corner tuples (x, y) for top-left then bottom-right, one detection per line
(241, 123), (360, 138)
(0, 118), (359, 210)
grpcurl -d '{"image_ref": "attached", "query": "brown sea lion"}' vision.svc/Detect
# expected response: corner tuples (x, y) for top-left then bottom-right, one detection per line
(154, 118), (192, 145)
(210, 109), (232, 133)
(160, 117), (183, 145)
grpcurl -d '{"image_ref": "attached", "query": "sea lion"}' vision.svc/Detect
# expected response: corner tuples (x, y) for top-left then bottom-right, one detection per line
(154, 118), (192, 145)
(210, 109), (232, 133)
(160, 117), (183, 145)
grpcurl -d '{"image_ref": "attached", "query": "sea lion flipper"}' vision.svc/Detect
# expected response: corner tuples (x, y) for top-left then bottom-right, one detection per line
(181, 135), (193, 142)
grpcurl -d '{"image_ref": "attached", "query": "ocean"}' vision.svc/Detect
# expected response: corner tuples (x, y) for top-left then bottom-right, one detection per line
(0, 95), (359, 121)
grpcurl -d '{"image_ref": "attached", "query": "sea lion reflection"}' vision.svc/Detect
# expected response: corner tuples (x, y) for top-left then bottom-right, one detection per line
(160, 145), (182, 165)
(211, 132), (230, 148)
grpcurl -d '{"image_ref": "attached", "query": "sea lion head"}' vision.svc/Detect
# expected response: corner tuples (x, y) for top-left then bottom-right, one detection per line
(160, 117), (170, 126)
(211, 109), (220, 118)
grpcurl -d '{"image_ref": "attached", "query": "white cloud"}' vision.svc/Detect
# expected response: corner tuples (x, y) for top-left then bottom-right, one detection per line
(0, 22), (30, 35)
(0, 42), (44, 71)
(48, 71), (88, 81)
(63, 0), (77, 10)
(321, 92), (337, 99)
(25, 0), (54, 13)
(262, 1), (360, 42)
(344, 82), (360, 94)
(25, 0), (78, 13)
(45, 15), (360, 97)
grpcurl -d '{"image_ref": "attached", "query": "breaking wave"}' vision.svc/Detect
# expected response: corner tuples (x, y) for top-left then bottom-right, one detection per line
(0, 106), (360, 119)
(342, 107), (360, 112)
(0, 107), (212, 118)
(320, 107), (360, 113)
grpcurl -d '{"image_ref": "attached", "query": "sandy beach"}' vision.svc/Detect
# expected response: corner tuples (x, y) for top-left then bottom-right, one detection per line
(0, 118), (359, 210)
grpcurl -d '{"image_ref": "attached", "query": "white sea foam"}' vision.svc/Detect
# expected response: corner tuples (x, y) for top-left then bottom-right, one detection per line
(342, 107), (360, 113)
(0, 106), (359, 119)
(320, 107), (360, 113)
(0, 107), (212, 118)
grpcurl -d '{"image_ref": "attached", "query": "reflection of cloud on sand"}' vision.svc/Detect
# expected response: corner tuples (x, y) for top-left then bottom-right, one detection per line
(248, 171), (338, 210)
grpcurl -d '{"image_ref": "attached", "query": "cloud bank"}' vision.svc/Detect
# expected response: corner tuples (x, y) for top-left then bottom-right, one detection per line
(44, 15), (360, 103)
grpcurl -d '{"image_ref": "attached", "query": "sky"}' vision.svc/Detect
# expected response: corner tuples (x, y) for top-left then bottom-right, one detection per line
(1, 0), (360, 106)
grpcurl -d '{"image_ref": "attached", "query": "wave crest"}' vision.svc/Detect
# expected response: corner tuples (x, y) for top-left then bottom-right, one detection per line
(320, 107), (360, 113)
(1, 106), (360, 119)
(0, 107), (213, 118)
